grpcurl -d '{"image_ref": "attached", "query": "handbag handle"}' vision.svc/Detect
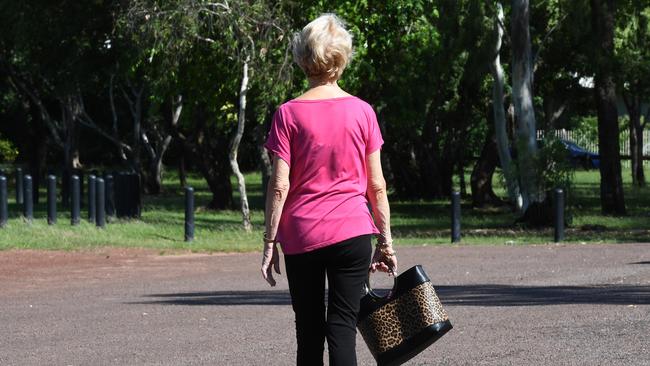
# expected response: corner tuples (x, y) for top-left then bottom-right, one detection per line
(363, 268), (398, 300)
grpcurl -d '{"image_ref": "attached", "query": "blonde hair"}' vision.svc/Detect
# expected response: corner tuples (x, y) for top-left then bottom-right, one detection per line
(292, 14), (353, 81)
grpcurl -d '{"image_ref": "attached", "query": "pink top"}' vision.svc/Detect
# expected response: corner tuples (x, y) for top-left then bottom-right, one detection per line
(264, 96), (384, 254)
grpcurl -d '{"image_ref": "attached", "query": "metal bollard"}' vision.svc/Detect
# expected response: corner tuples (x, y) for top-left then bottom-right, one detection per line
(16, 167), (23, 205)
(71, 175), (80, 225)
(23, 175), (33, 223)
(185, 186), (194, 242)
(47, 175), (57, 225)
(554, 188), (565, 243)
(96, 178), (105, 228)
(88, 175), (96, 222)
(0, 176), (7, 227)
(105, 174), (115, 219)
(451, 191), (461, 243)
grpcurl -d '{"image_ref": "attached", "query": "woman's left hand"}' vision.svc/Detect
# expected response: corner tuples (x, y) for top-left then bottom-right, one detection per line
(261, 242), (281, 286)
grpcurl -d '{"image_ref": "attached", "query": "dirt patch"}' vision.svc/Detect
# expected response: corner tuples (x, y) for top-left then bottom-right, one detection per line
(0, 248), (233, 295)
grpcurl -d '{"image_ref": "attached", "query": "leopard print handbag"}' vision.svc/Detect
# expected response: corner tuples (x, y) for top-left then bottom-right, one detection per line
(357, 265), (452, 366)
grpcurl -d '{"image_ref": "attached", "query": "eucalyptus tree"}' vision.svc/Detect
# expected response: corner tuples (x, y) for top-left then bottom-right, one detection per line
(120, 0), (291, 229)
(510, 0), (542, 213)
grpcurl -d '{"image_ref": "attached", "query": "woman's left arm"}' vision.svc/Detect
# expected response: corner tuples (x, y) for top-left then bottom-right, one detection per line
(261, 156), (290, 286)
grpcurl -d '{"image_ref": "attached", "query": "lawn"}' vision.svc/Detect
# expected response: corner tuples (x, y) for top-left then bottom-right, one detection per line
(0, 167), (648, 252)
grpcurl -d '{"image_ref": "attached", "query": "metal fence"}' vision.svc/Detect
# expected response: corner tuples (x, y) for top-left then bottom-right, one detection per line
(537, 129), (650, 167)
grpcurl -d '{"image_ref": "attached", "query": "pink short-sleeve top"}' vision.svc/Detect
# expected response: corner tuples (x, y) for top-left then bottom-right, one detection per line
(264, 96), (384, 254)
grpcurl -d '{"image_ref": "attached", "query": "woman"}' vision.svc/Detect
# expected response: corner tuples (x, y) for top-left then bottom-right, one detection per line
(261, 14), (397, 366)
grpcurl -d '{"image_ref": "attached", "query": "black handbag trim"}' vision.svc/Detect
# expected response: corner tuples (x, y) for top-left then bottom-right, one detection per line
(376, 319), (453, 366)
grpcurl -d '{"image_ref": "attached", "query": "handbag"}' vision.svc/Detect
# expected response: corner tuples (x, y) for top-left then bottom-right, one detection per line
(357, 265), (452, 366)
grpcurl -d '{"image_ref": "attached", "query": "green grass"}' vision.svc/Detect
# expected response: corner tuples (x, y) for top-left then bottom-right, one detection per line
(0, 167), (649, 252)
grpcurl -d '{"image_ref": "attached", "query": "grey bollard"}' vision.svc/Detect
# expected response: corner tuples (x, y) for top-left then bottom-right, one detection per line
(88, 175), (96, 222)
(451, 191), (461, 243)
(47, 175), (57, 225)
(71, 175), (80, 225)
(554, 188), (565, 243)
(105, 174), (115, 219)
(96, 178), (105, 228)
(16, 167), (23, 205)
(23, 175), (33, 222)
(185, 186), (194, 242)
(0, 176), (7, 227)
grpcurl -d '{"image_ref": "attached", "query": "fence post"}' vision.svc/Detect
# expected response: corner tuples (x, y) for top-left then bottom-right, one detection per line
(23, 175), (33, 223)
(16, 167), (23, 205)
(185, 186), (194, 242)
(0, 176), (7, 227)
(71, 175), (80, 226)
(47, 175), (57, 225)
(96, 178), (105, 228)
(451, 191), (461, 243)
(554, 188), (565, 243)
(88, 175), (96, 222)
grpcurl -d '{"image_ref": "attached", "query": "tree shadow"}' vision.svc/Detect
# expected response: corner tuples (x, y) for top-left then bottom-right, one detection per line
(132, 290), (292, 306)
(435, 284), (650, 306)
(131, 284), (650, 307)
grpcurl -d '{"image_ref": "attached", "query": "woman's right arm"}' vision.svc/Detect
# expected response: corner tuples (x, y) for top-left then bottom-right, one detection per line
(366, 150), (397, 273)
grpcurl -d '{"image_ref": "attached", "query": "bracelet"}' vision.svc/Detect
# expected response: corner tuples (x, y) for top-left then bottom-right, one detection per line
(379, 247), (396, 257)
(376, 233), (393, 246)
(263, 232), (276, 243)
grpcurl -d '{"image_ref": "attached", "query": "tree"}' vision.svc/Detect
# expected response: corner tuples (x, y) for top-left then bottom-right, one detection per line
(490, 2), (520, 207)
(118, 0), (291, 229)
(511, 0), (543, 213)
(616, 1), (649, 187)
(0, 0), (115, 202)
(591, 0), (626, 215)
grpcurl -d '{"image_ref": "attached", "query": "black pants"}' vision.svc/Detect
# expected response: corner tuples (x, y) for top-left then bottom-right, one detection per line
(285, 235), (372, 366)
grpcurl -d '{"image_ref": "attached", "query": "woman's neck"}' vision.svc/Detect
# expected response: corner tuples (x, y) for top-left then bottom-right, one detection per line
(294, 77), (350, 101)
(308, 78), (339, 89)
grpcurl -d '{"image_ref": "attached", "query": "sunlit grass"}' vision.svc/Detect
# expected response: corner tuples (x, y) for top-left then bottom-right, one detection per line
(0, 167), (648, 252)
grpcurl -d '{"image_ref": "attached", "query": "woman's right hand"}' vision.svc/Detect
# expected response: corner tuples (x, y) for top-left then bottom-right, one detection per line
(370, 245), (397, 274)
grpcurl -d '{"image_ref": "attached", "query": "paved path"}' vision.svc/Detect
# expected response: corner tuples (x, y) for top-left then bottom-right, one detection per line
(1, 243), (649, 365)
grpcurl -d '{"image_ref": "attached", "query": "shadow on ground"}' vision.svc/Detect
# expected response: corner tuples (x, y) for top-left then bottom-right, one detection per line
(132, 284), (650, 307)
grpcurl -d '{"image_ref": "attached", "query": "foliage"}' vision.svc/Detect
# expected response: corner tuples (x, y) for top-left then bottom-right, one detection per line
(0, 0), (647, 220)
(536, 137), (575, 197)
(0, 137), (18, 163)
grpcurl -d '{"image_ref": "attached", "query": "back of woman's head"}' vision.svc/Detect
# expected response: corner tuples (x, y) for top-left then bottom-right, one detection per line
(292, 14), (353, 81)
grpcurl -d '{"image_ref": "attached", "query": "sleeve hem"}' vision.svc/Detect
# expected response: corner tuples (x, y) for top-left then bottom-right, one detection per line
(264, 144), (291, 168)
(366, 141), (384, 155)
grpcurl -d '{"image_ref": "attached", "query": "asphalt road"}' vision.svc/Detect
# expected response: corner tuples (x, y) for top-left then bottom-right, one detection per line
(1, 243), (649, 366)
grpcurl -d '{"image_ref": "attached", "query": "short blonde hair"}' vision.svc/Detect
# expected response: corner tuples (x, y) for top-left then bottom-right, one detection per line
(292, 14), (353, 81)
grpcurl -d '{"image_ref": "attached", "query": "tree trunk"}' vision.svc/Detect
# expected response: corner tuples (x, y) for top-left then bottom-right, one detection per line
(511, 0), (541, 212)
(471, 125), (502, 207)
(178, 143), (187, 188)
(492, 3), (520, 208)
(257, 117), (273, 206)
(591, 0), (626, 215)
(636, 122), (645, 186)
(230, 61), (252, 232)
(623, 94), (646, 187)
(191, 103), (233, 210)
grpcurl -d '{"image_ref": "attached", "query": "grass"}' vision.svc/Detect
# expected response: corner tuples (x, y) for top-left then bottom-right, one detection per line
(0, 167), (649, 252)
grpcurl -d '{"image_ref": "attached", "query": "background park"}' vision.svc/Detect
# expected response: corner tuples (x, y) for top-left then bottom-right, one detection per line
(0, 1), (649, 365)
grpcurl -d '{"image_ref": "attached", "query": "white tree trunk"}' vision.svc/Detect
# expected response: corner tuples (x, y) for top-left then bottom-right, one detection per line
(511, 0), (541, 211)
(492, 2), (521, 208)
(230, 60), (252, 232)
